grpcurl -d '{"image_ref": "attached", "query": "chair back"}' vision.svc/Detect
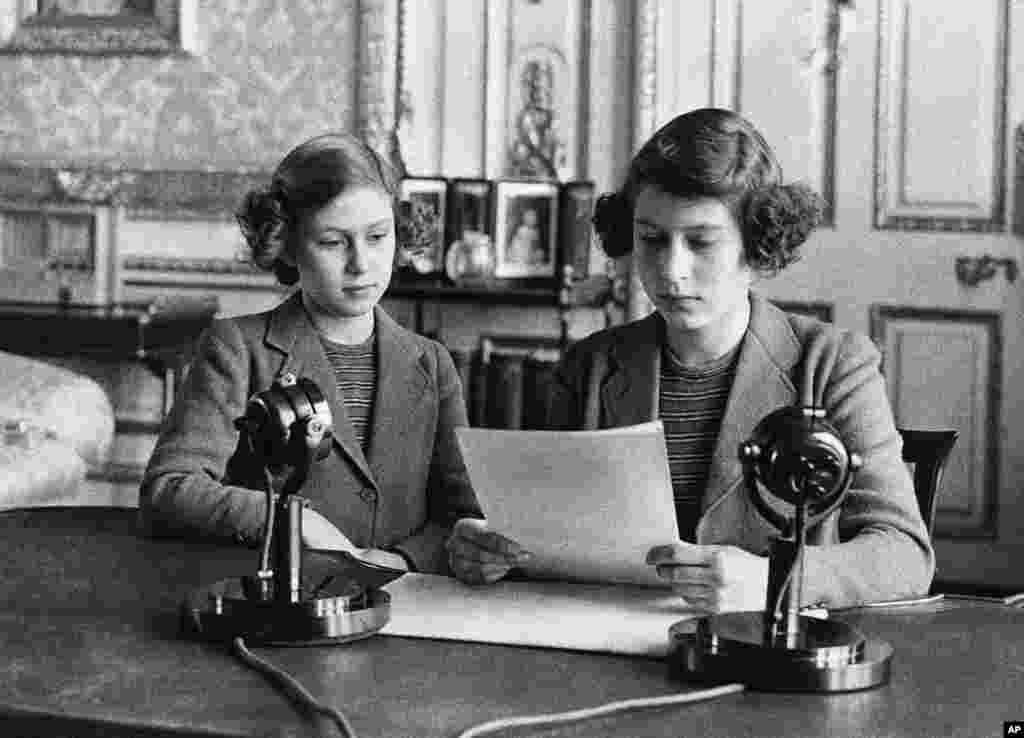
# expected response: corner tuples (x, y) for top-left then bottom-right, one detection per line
(898, 428), (958, 534)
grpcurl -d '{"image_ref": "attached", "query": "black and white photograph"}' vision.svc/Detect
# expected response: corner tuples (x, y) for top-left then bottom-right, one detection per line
(0, 0), (1018, 734)
(398, 176), (447, 275)
(493, 180), (558, 279)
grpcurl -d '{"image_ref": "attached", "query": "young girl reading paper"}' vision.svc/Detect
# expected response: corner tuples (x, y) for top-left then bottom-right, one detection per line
(447, 109), (932, 611)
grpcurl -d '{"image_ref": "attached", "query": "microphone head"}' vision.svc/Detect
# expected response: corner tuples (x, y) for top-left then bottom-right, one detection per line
(238, 376), (334, 469)
(740, 406), (860, 512)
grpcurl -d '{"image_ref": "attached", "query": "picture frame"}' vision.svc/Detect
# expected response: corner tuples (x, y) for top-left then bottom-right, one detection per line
(398, 176), (448, 276)
(0, 0), (198, 55)
(445, 178), (494, 247)
(493, 180), (559, 279)
(443, 178), (494, 284)
(557, 180), (595, 280)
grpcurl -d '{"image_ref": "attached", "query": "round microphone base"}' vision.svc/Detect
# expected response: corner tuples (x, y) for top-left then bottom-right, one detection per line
(181, 576), (391, 646)
(667, 612), (892, 692)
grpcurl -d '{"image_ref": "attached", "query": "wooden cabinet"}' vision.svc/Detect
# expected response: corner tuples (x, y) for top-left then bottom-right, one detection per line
(0, 297), (217, 506)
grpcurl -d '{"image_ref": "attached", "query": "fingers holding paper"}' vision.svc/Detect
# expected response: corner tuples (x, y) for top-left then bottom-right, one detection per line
(446, 517), (533, 585)
(646, 543), (768, 614)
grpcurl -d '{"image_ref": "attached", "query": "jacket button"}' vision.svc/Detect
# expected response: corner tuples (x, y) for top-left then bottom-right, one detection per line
(359, 487), (378, 503)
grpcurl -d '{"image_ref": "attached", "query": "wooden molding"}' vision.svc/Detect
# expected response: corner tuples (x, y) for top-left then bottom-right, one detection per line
(873, 0), (1009, 232)
(870, 304), (1001, 538)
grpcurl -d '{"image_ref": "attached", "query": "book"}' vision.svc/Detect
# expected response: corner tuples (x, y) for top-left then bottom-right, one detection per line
(484, 352), (525, 430)
(522, 353), (561, 430)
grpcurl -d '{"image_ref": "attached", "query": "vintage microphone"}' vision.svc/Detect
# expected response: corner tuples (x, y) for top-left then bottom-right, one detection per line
(181, 373), (404, 646)
(667, 405), (893, 692)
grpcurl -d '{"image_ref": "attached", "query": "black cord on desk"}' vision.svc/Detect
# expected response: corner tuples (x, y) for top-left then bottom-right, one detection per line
(231, 637), (359, 738)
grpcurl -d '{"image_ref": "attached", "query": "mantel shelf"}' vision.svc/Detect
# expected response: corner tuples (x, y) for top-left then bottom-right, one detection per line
(386, 275), (613, 309)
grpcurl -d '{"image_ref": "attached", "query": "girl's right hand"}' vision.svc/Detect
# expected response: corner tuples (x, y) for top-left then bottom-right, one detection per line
(445, 517), (532, 585)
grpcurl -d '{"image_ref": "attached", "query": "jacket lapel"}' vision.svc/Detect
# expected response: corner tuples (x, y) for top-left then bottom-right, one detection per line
(601, 312), (662, 427)
(701, 294), (802, 516)
(264, 292), (376, 488)
(365, 307), (429, 485)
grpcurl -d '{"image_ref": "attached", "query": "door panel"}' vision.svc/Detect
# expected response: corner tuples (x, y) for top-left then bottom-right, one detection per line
(664, 0), (1024, 588)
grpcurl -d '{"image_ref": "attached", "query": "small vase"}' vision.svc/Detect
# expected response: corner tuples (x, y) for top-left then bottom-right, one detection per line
(445, 231), (495, 284)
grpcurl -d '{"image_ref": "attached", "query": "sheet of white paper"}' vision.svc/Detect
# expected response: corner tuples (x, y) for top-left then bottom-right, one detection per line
(381, 573), (696, 657)
(456, 422), (679, 588)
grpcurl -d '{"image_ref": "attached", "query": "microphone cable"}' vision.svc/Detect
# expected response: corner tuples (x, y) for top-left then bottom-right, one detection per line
(231, 633), (743, 738)
(453, 682), (745, 738)
(231, 636), (358, 738)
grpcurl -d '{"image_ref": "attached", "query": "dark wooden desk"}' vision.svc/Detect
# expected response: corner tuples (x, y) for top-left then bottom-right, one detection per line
(0, 508), (1019, 738)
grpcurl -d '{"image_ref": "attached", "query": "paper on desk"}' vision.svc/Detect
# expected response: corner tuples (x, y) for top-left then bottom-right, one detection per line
(456, 422), (679, 588)
(381, 573), (695, 657)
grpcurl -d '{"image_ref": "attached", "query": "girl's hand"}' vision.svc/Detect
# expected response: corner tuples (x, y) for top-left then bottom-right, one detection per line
(646, 542), (769, 614)
(445, 518), (532, 585)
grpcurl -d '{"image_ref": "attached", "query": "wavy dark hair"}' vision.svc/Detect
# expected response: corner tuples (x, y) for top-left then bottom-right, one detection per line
(593, 108), (823, 275)
(236, 133), (433, 286)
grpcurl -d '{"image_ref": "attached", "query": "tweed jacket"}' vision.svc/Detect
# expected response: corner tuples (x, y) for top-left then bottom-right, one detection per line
(547, 292), (934, 608)
(139, 293), (480, 574)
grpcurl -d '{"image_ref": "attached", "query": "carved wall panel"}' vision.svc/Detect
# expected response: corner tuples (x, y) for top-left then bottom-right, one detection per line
(874, 0), (1008, 231)
(728, 0), (839, 224)
(871, 306), (1001, 538)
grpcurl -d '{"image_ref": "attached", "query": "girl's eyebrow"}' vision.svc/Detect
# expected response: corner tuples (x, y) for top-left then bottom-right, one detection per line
(316, 219), (392, 235)
(634, 218), (724, 233)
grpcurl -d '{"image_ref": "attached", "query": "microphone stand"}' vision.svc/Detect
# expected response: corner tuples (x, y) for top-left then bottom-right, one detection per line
(667, 406), (894, 692)
(181, 376), (403, 646)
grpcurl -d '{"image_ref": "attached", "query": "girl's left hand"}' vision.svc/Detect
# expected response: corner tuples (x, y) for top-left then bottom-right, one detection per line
(646, 542), (769, 614)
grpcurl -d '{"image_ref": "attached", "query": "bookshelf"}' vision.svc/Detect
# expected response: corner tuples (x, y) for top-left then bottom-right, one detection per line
(386, 272), (616, 339)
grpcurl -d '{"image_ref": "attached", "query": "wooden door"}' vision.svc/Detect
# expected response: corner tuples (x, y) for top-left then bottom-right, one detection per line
(652, 0), (1023, 588)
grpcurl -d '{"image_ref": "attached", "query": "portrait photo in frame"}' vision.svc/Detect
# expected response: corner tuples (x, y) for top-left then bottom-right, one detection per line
(493, 180), (558, 279)
(398, 176), (447, 276)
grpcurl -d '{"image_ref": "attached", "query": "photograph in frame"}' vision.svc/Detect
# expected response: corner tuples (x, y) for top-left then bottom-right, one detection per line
(493, 180), (559, 279)
(558, 180), (595, 280)
(398, 177), (448, 276)
(444, 179), (495, 283)
(446, 178), (494, 246)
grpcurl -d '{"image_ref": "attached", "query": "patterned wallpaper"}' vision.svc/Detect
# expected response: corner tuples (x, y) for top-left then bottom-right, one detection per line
(0, 0), (357, 172)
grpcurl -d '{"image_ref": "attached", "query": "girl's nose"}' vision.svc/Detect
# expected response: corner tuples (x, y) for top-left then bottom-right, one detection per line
(663, 236), (693, 281)
(346, 240), (369, 274)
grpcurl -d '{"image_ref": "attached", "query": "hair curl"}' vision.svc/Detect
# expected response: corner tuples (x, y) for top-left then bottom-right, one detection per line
(237, 182), (298, 285)
(742, 183), (823, 275)
(236, 132), (407, 286)
(593, 107), (823, 274)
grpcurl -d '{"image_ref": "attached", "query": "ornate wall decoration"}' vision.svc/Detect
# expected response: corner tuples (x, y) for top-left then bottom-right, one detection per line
(632, 0), (658, 149)
(873, 0), (1008, 232)
(357, 0), (403, 176)
(506, 45), (567, 180)
(0, 0), (359, 173)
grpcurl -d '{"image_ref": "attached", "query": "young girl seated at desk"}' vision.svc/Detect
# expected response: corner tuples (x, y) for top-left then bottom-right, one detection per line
(447, 108), (932, 610)
(140, 133), (480, 573)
